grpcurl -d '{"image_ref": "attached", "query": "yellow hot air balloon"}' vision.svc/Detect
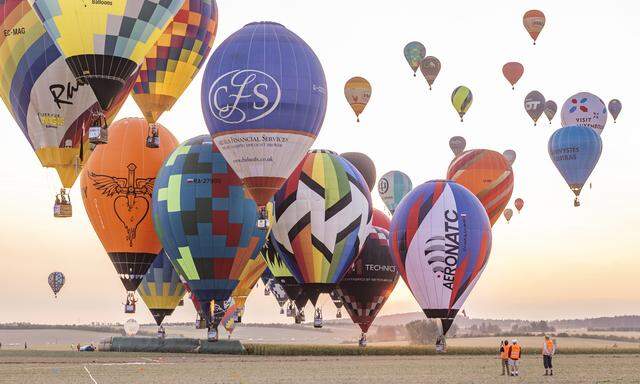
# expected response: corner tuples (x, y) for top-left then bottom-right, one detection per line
(231, 251), (267, 323)
(132, 0), (218, 127)
(451, 86), (473, 122)
(344, 76), (371, 122)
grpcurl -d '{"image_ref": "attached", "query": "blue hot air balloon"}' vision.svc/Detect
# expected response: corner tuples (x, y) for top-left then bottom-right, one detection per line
(548, 125), (602, 207)
(152, 135), (267, 340)
(201, 21), (327, 222)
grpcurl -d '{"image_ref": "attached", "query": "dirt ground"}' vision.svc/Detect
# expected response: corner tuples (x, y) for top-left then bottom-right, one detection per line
(1, 351), (638, 384)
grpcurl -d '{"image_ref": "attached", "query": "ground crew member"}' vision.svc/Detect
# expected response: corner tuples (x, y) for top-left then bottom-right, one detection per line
(543, 335), (555, 376)
(508, 339), (522, 376)
(499, 340), (510, 375)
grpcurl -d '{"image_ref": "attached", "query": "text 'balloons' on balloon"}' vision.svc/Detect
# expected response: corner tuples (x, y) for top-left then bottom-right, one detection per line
(201, 21), (328, 210)
(420, 56), (441, 90)
(133, 0), (219, 125)
(389, 180), (492, 335)
(345, 77), (372, 122)
(404, 41), (427, 76)
(503, 150), (516, 166)
(503, 208), (513, 223)
(153, 136), (267, 334)
(48, 272), (65, 298)
(561, 92), (607, 135)
(337, 227), (399, 334)
(548, 125), (603, 207)
(502, 62), (524, 89)
(523, 10), (546, 45)
(544, 100), (558, 124)
(514, 198), (524, 213)
(447, 149), (514, 227)
(378, 170), (413, 214)
(449, 136), (467, 157)
(341, 152), (377, 192)
(524, 90), (545, 125)
(137, 250), (186, 326)
(451, 86), (473, 122)
(608, 99), (622, 122)
(81, 118), (178, 299)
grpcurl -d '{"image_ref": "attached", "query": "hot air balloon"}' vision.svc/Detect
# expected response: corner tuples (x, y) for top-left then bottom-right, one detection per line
(503, 208), (513, 223)
(261, 238), (294, 315)
(132, 0), (218, 147)
(372, 208), (391, 231)
(544, 100), (557, 124)
(514, 198), (524, 213)
(81, 118), (178, 313)
(201, 22), (327, 227)
(378, 171), (413, 214)
(152, 135), (267, 341)
(389, 180), (492, 339)
(0, 0), (106, 216)
(608, 99), (622, 123)
(124, 319), (140, 336)
(502, 62), (524, 90)
(449, 136), (467, 157)
(524, 90), (545, 125)
(221, 298), (238, 337)
(523, 10), (546, 45)
(271, 150), (372, 317)
(404, 41), (426, 77)
(420, 56), (441, 90)
(137, 250), (185, 331)
(329, 290), (344, 318)
(548, 125), (602, 207)
(451, 86), (472, 122)
(48, 272), (65, 298)
(29, 0), (182, 143)
(344, 77), (372, 122)
(447, 149), (514, 226)
(337, 227), (399, 347)
(341, 152), (376, 192)
(231, 248), (267, 323)
(503, 150), (516, 166)
(561, 92), (607, 134)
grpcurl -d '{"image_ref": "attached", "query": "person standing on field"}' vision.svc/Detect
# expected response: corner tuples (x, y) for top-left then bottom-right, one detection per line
(508, 339), (522, 376)
(543, 335), (555, 376)
(499, 340), (510, 375)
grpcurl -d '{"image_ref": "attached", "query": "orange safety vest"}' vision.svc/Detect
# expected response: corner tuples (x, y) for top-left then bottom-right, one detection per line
(509, 344), (521, 360)
(500, 344), (509, 359)
(543, 339), (554, 355)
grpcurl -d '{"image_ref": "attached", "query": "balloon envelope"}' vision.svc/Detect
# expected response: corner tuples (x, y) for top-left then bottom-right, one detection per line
(544, 100), (558, 123)
(420, 56), (441, 89)
(524, 90), (545, 124)
(378, 171), (413, 214)
(201, 21), (327, 207)
(608, 99), (622, 122)
(403, 41), (426, 75)
(124, 319), (140, 336)
(372, 208), (391, 231)
(137, 250), (186, 326)
(503, 208), (513, 222)
(48, 272), (65, 297)
(523, 10), (546, 44)
(514, 198), (524, 212)
(344, 77), (372, 121)
(449, 136), (466, 156)
(341, 152), (377, 192)
(451, 86), (473, 121)
(502, 62), (524, 89)
(561, 92), (607, 134)
(389, 180), (492, 335)
(503, 150), (516, 166)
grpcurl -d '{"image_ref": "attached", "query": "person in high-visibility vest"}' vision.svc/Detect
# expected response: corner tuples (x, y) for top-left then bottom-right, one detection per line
(499, 340), (510, 375)
(542, 335), (556, 376)
(508, 339), (522, 376)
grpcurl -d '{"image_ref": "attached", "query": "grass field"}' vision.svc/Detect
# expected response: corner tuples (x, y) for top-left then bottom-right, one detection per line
(0, 350), (638, 383)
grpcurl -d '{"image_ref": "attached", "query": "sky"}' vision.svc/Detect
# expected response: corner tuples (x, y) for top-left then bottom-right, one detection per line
(1, 0), (640, 325)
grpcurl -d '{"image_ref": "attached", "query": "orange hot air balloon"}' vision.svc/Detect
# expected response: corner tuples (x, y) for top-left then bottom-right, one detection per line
(81, 118), (178, 312)
(447, 149), (514, 226)
(502, 62), (524, 89)
(344, 76), (371, 122)
(514, 198), (524, 213)
(523, 10), (546, 45)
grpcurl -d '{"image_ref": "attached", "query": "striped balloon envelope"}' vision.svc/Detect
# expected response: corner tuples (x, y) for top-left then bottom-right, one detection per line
(152, 135), (267, 331)
(271, 150), (372, 296)
(231, 249), (267, 322)
(137, 250), (186, 326)
(451, 86), (473, 122)
(389, 180), (492, 335)
(447, 149), (514, 227)
(344, 76), (372, 122)
(221, 299), (237, 336)
(378, 170), (413, 214)
(133, 0), (218, 125)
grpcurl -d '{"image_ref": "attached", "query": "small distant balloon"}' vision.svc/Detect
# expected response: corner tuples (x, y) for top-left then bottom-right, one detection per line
(544, 100), (557, 123)
(420, 56), (441, 90)
(404, 41), (426, 76)
(451, 86), (473, 122)
(514, 198), (524, 213)
(449, 136), (466, 156)
(378, 171), (412, 214)
(344, 77), (372, 122)
(502, 62), (524, 89)
(523, 10), (546, 45)
(608, 99), (622, 122)
(48, 272), (65, 298)
(560, 92), (607, 134)
(524, 90), (545, 125)
(124, 319), (140, 336)
(503, 150), (516, 166)
(503, 208), (513, 223)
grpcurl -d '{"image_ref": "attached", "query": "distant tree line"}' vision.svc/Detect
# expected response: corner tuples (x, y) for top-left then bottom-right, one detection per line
(405, 320), (458, 345)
